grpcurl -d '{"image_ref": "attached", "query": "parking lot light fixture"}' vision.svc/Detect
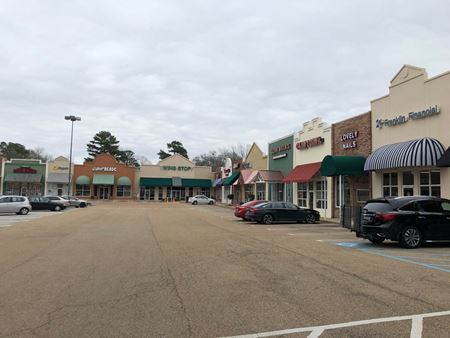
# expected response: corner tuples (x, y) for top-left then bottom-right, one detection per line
(65, 115), (81, 197)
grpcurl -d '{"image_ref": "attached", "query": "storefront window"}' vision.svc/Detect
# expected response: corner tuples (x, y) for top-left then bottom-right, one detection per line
(402, 171), (414, 196)
(158, 187), (163, 200)
(75, 184), (90, 196)
(297, 182), (307, 207)
(382, 173), (398, 197)
(256, 183), (265, 200)
(201, 188), (210, 197)
(420, 170), (441, 197)
(285, 183), (293, 203)
(335, 177), (350, 207)
(117, 185), (131, 197)
(316, 179), (327, 209)
(244, 185), (253, 201)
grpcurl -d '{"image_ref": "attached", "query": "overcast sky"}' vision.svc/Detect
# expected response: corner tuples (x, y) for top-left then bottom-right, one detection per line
(1, 0), (450, 164)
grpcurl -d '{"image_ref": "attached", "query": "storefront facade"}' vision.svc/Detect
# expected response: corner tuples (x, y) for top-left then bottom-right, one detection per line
(0, 157), (3, 194)
(284, 118), (332, 218)
(73, 153), (136, 200)
(267, 134), (293, 201)
(2, 159), (46, 196)
(234, 142), (268, 203)
(321, 112), (372, 217)
(367, 65), (450, 199)
(137, 154), (214, 201)
(46, 156), (72, 196)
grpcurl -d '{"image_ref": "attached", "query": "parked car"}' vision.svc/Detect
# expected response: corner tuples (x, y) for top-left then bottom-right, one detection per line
(234, 200), (268, 220)
(359, 196), (450, 248)
(61, 195), (89, 208)
(0, 195), (32, 215)
(43, 196), (71, 208)
(189, 195), (215, 205)
(29, 197), (67, 211)
(245, 202), (320, 224)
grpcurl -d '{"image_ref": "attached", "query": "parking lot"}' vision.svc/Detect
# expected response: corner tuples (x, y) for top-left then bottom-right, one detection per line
(0, 209), (73, 229)
(0, 202), (448, 337)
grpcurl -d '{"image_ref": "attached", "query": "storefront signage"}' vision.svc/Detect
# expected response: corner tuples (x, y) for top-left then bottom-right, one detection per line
(92, 167), (117, 172)
(273, 153), (287, 160)
(161, 166), (192, 171)
(340, 131), (359, 149)
(14, 167), (37, 174)
(52, 166), (69, 171)
(296, 137), (324, 150)
(376, 105), (440, 129)
(271, 143), (291, 154)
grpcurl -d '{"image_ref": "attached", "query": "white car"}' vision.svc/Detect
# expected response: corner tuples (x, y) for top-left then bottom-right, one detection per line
(0, 195), (32, 215)
(189, 195), (215, 205)
(61, 195), (89, 208)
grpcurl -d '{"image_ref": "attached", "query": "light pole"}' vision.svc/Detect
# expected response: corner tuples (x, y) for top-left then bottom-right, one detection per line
(65, 115), (81, 196)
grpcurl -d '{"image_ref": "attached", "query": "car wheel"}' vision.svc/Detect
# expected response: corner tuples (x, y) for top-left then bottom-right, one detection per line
(80, 203), (86, 208)
(263, 214), (273, 225)
(305, 213), (316, 224)
(17, 208), (29, 215)
(54, 205), (62, 212)
(192, 201), (198, 205)
(208, 201), (214, 205)
(400, 226), (422, 249)
(369, 236), (385, 244)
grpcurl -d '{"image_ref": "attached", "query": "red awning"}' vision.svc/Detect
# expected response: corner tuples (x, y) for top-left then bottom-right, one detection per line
(282, 162), (321, 183)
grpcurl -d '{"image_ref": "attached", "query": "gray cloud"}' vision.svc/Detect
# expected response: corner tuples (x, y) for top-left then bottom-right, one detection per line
(1, 0), (450, 163)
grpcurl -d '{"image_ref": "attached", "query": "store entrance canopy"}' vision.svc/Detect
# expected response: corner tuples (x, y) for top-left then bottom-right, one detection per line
(140, 177), (172, 187)
(282, 162), (321, 183)
(222, 172), (240, 186)
(93, 174), (114, 185)
(437, 147), (450, 167)
(364, 137), (445, 171)
(320, 155), (366, 176)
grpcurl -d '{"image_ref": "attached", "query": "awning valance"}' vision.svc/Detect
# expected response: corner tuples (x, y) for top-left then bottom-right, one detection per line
(364, 138), (445, 171)
(222, 172), (240, 186)
(437, 147), (450, 167)
(140, 177), (172, 187)
(47, 173), (70, 183)
(4, 173), (42, 183)
(75, 175), (90, 185)
(320, 156), (366, 177)
(282, 163), (321, 183)
(182, 179), (212, 188)
(117, 176), (132, 186)
(93, 174), (115, 185)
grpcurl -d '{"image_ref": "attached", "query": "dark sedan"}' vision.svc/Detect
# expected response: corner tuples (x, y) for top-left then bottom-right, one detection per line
(29, 197), (67, 212)
(360, 196), (450, 248)
(234, 200), (268, 220)
(245, 202), (320, 224)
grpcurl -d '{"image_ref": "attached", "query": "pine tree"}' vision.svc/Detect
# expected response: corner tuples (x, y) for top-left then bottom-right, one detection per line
(85, 131), (121, 161)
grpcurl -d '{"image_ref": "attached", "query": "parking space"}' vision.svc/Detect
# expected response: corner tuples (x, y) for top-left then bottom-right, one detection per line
(332, 240), (450, 274)
(0, 208), (73, 229)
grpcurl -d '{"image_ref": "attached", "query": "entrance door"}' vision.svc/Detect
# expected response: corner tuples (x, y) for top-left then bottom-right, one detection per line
(98, 186), (111, 200)
(309, 191), (314, 210)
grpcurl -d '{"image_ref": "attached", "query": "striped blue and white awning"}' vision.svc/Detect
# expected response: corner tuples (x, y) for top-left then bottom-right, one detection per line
(364, 138), (445, 171)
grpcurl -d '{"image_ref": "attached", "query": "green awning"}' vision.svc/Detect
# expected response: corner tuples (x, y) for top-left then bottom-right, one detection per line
(140, 177), (172, 187)
(4, 173), (42, 183)
(181, 179), (212, 188)
(117, 176), (132, 186)
(93, 174), (115, 185)
(222, 172), (240, 186)
(75, 175), (90, 185)
(320, 155), (367, 177)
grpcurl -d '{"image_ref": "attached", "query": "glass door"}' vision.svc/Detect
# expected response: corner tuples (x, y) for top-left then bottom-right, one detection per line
(98, 186), (110, 199)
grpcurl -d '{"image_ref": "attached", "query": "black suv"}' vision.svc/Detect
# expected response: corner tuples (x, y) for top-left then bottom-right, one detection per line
(359, 196), (450, 248)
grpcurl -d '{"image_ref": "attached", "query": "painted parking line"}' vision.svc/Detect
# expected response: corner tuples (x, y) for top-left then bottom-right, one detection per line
(333, 242), (450, 273)
(0, 211), (70, 229)
(221, 310), (450, 338)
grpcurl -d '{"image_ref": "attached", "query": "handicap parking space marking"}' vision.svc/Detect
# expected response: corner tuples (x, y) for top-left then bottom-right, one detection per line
(331, 241), (450, 274)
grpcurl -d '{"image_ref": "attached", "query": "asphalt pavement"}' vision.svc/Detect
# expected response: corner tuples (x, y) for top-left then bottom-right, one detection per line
(0, 202), (448, 337)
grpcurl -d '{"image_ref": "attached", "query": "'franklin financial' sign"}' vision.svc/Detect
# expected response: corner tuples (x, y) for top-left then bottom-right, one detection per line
(376, 105), (440, 129)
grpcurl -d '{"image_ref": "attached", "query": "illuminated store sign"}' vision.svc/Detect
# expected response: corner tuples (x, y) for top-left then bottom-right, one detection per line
(92, 167), (117, 172)
(340, 131), (359, 149)
(271, 144), (291, 154)
(273, 153), (287, 160)
(161, 166), (192, 171)
(53, 166), (69, 171)
(296, 137), (324, 150)
(376, 105), (440, 129)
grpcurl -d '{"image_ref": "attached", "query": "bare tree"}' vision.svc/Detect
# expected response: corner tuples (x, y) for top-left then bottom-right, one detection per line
(192, 144), (251, 171)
